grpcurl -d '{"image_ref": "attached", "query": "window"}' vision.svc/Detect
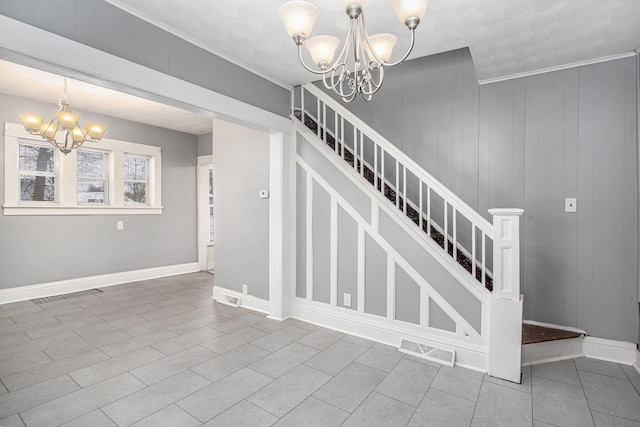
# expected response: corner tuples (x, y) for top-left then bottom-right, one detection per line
(4, 122), (162, 215)
(77, 150), (108, 204)
(209, 165), (214, 243)
(124, 155), (148, 205)
(18, 142), (57, 202)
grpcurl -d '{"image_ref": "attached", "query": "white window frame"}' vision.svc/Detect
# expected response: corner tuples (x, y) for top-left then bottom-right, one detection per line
(3, 122), (163, 215)
(77, 148), (109, 205)
(17, 140), (59, 204)
(123, 153), (150, 206)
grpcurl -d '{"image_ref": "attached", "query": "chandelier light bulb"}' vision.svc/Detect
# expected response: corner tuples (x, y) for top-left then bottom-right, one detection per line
(55, 110), (80, 130)
(38, 122), (58, 140)
(279, 1), (320, 39)
(388, 0), (429, 27)
(87, 123), (107, 141)
(305, 35), (340, 68)
(18, 113), (44, 133)
(71, 126), (88, 143)
(365, 33), (398, 63)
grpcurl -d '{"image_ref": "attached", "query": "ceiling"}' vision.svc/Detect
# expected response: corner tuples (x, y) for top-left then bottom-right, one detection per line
(105, 0), (640, 86)
(1, 1), (638, 136)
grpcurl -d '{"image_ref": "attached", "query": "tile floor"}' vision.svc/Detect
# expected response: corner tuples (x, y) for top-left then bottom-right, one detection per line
(0, 272), (639, 427)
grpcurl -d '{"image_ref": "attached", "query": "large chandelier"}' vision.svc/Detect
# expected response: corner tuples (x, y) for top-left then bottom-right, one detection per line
(19, 78), (107, 154)
(279, 0), (429, 102)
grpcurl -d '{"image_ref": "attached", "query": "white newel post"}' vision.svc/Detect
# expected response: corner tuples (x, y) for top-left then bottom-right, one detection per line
(488, 208), (524, 383)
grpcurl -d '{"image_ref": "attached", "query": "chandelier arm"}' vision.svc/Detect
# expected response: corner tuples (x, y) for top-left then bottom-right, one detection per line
(361, 66), (385, 96)
(382, 29), (416, 67)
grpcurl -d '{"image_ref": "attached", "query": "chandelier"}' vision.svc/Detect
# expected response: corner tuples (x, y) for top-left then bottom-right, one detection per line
(279, 0), (429, 102)
(18, 78), (107, 154)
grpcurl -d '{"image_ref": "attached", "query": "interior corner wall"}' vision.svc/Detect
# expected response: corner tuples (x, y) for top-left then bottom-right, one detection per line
(0, 0), (290, 118)
(323, 48), (639, 344)
(0, 92), (199, 290)
(212, 119), (270, 300)
(198, 133), (213, 156)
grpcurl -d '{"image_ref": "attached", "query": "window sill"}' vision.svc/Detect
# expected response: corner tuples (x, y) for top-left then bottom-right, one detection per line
(2, 205), (163, 216)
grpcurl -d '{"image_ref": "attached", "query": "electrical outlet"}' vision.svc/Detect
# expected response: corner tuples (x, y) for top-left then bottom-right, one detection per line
(343, 293), (352, 307)
(117, 220), (124, 230)
(242, 284), (248, 295)
(565, 198), (577, 213)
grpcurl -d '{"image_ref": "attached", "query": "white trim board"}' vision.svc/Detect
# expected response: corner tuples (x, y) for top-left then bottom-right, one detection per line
(0, 262), (200, 305)
(211, 285), (270, 315)
(522, 335), (639, 367)
(290, 298), (488, 373)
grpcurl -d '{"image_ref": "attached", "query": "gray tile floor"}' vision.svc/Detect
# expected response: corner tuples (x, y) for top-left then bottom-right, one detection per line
(1, 272), (639, 426)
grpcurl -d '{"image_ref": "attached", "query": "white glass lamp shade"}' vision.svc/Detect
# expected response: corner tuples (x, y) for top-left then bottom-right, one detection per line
(38, 122), (58, 140)
(279, 1), (320, 38)
(86, 123), (107, 141)
(55, 111), (80, 130)
(388, 0), (429, 22)
(71, 126), (87, 143)
(366, 33), (397, 62)
(338, 0), (369, 10)
(305, 35), (340, 66)
(18, 113), (44, 133)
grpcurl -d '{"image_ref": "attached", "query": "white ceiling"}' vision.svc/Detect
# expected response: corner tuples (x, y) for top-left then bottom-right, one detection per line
(105, 0), (640, 86)
(1, 1), (638, 136)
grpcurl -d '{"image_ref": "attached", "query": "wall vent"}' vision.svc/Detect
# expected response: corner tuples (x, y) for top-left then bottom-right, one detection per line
(216, 294), (241, 307)
(399, 338), (455, 367)
(31, 289), (103, 305)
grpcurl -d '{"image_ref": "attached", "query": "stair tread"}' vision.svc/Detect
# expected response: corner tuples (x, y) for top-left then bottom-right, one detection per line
(522, 324), (584, 345)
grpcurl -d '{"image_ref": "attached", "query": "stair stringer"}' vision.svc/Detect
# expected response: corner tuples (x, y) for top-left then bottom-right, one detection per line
(292, 124), (491, 371)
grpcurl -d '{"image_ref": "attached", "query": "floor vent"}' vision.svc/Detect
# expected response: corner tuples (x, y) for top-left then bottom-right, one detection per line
(31, 289), (103, 305)
(216, 294), (240, 307)
(399, 338), (456, 367)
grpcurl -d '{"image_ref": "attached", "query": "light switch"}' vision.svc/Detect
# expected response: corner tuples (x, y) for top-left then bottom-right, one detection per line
(259, 190), (269, 199)
(117, 220), (124, 230)
(565, 198), (577, 213)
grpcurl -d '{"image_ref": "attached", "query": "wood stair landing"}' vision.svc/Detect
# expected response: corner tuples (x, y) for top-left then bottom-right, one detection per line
(522, 323), (584, 345)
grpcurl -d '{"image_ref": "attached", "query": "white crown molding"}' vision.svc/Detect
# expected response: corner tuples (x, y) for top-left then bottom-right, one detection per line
(0, 262), (200, 305)
(478, 51), (638, 85)
(102, 0), (292, 91)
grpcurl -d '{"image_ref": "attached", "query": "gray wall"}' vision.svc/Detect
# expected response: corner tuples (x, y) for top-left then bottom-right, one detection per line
(0, 0), (289, 118)
(212, 120), (270, 300)
(322, 49), (639, 343)
(198, 133), (212, 157)
(0, 92), (198, 289)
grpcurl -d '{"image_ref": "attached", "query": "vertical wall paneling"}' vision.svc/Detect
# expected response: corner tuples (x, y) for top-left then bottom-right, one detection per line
(357, 224), (366, 313)
(305, 174), (314, 301)
(396, 264), (421, 325)
(364, 233), (387, 317)
(325, 49), (638, 343)
(329, 198), (338, 307)
(296, 165), (307, 299)
(386, 256), (395, 321)
(312, 181), (331, 304)
(337, 205), (358, 310)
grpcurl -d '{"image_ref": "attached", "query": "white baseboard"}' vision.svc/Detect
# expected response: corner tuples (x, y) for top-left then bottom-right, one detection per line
(289, 298), (488, 373)
(0, 262), (200, 305)
(583, 336), (638, 365)
(522, 335), (639, 367)
(635, 350), (640, 375)
(212, 286), (270, 315)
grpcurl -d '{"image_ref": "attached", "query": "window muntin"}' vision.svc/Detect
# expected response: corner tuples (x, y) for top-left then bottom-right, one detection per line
(18, 141), (57, 202)
(77, 150), (108, 204)
(124, 154), (149, 205)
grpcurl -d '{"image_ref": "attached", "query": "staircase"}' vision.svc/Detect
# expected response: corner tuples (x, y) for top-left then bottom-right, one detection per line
(290, 83), (524, 382)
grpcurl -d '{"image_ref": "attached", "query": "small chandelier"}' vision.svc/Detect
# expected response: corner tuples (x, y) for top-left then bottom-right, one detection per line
(279, 0), (429, 102)
(19, 78), (107, 154)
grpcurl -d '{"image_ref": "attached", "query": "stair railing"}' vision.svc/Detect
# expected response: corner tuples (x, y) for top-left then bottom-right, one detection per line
(293, 84), (494, 291)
